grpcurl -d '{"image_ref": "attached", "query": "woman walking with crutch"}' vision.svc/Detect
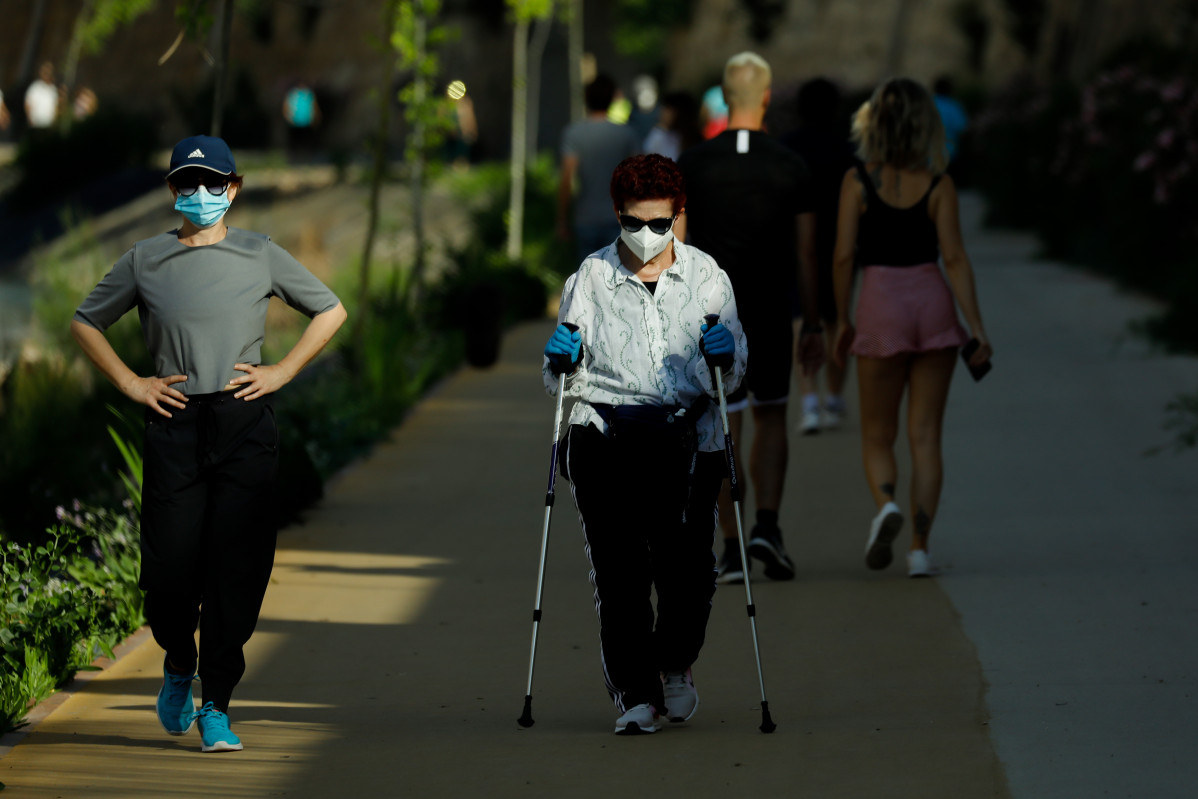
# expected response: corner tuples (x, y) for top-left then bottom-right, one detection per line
(542, 153), (747, 735)
(71, 135), (347, 752)
(832, 79), (992, 578)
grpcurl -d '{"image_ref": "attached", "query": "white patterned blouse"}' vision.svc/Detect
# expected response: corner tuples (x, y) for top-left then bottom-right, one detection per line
(542, 238), (748, 452)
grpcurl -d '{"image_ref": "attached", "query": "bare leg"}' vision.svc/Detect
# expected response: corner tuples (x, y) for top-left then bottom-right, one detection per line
(749, 403), (788, 513)
(717, 409), (745, 545)
(905, 348), (956, 551)
(856, 355), (909, 508)
(824, 327), (848, 401)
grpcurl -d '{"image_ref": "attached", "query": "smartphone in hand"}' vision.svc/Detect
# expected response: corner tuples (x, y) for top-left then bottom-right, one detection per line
(961, 338), (992, 382)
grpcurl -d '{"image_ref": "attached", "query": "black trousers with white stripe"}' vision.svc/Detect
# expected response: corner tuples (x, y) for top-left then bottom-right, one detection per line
(565, 422), (724, 713)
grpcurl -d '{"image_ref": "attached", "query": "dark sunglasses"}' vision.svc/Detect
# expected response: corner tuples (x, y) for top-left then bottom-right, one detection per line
(619, 214), (675, 235)
(172, 175), (231, 197)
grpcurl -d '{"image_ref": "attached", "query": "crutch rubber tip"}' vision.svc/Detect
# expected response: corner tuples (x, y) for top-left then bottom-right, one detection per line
(517, 696), (535, 728)
(759, 701), (777, 733)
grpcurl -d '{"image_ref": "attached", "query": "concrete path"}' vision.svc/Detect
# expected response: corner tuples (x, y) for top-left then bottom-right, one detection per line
(2, 196), (1195, 797)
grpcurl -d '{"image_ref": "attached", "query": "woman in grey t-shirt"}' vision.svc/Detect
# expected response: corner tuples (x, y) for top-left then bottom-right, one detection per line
(72, 135), (347, 753)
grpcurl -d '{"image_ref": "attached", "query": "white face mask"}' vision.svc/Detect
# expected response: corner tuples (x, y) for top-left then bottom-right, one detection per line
(620, 223), (673, 264)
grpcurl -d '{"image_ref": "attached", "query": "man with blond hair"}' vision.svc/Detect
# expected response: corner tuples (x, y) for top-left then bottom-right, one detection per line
(678, 52), (824, 583)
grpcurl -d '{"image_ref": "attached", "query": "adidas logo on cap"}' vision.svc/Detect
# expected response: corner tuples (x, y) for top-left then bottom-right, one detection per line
(189, 149), (205, 158)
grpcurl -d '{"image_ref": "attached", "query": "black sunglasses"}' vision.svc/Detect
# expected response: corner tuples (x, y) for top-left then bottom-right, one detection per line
(172, 173), (231, 197)
(619, 214), (675, 235)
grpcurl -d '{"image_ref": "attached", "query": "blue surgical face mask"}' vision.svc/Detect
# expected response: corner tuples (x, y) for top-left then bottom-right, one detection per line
(174, 186), (231, 229)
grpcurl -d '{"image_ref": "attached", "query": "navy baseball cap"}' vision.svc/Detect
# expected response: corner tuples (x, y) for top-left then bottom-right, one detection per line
(167, 135), (236, 178)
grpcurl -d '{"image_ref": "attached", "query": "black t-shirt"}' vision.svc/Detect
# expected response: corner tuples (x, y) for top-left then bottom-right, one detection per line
(678, 129), (813, 316)
(780, 127), (857, 271)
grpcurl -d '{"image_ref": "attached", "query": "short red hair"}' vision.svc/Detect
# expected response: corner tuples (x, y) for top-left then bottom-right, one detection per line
(610, 154), (686, 214)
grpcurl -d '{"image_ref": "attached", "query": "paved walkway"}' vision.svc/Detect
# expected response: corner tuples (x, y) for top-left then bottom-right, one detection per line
(2, 196), (1196, 797)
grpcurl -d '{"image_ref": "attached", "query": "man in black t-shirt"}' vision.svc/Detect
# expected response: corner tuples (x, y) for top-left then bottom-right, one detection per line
(678, 52), (824, 584)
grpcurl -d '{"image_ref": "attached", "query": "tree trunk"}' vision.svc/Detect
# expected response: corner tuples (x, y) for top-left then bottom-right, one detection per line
(506, 18), (529, 261)
(409, 9), (428, 300)
(353, 0), (402, 363)
(568, 0), (584, 123)
(525, 15), (553, 160)
(16, 0), (50, 87)
(60, 0), (96, 134)
(211, 0), (235, 137)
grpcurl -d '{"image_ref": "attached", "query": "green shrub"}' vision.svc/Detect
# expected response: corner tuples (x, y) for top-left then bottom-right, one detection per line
(1, 507), (143, 734)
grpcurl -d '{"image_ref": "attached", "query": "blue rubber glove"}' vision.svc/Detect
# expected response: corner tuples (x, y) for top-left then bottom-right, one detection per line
(699, 322), (734, 371)
(545, 323), (583, 376)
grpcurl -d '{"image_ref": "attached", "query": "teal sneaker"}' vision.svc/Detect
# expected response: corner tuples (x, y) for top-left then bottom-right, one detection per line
(156, 662), (197, 735)
(197, 702), (243, 752)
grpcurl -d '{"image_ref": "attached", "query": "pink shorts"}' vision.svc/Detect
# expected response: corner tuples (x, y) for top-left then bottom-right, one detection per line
(851, 263), (968, 358)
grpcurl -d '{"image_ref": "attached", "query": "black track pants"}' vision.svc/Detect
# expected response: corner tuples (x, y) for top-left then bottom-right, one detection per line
(139, 392), (279, 712)
(564, 423), (723, 713)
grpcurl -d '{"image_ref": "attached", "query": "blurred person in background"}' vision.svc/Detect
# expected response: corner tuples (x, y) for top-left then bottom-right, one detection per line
(832, 78), (991, 578)
(557, 74), (641, 263)
(644, 91), (701, 161)
(679, 52), (824, 585)
(544, 153), (747, 735)
(782, 77), (858, 434)
(283, 81), (322, 158)
(73, 86), (98, 121)
(933, 75), (968, 170)
(71, 135), (347, 752)
(627, 74), (661, 142)
(24, 62), (61, 132)
(699, 84), (728, 139)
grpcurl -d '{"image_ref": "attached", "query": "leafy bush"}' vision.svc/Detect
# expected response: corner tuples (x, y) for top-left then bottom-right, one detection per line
(1, 506), (143, 734)
(973, 56), (1198, 352)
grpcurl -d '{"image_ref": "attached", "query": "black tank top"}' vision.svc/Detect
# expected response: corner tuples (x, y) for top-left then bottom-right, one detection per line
(855, 164), (940, 267)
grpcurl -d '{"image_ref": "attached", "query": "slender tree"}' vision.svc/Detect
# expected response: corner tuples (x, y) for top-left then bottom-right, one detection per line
(524, 14), (553, 159)
(354, 0), (403, 361)
(567, 0), (583, 123)
(506, 0), (555, 260)
(60, 0), (156, 132)
(393, 0), (455, 301)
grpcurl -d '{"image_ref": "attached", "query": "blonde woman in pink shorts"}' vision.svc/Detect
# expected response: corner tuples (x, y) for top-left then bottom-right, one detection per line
(831, 78), (992, 577)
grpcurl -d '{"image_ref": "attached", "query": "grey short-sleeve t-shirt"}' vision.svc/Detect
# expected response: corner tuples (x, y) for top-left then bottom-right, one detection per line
(74, 227), (340, 395)
(561, 119), (641, 226)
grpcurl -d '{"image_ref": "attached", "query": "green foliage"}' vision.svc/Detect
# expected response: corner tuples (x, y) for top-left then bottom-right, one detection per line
(506, 0), (557, 22)
(612, 0), (694, 60)
(447, 154), (575, 283)
(75, 0), (157, 55)
(1, 511), (143, 733)
(392, 0), (459, 165)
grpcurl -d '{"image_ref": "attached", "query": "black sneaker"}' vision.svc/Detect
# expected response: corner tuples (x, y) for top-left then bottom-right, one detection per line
(716, 545), (748, 584)
(747, 526), (796, 581)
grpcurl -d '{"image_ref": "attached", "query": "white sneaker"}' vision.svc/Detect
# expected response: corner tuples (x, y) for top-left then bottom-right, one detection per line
(907, 549), (939, 578)
(820, 407), (844, 430)
(798, 409), (821, 435)
(662, 669), (699, 723)
(614, 703), (661, 735)
(865, 502), (903, 570)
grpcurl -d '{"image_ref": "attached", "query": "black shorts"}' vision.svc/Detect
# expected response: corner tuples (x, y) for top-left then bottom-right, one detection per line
(727, 312), (793, 410)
